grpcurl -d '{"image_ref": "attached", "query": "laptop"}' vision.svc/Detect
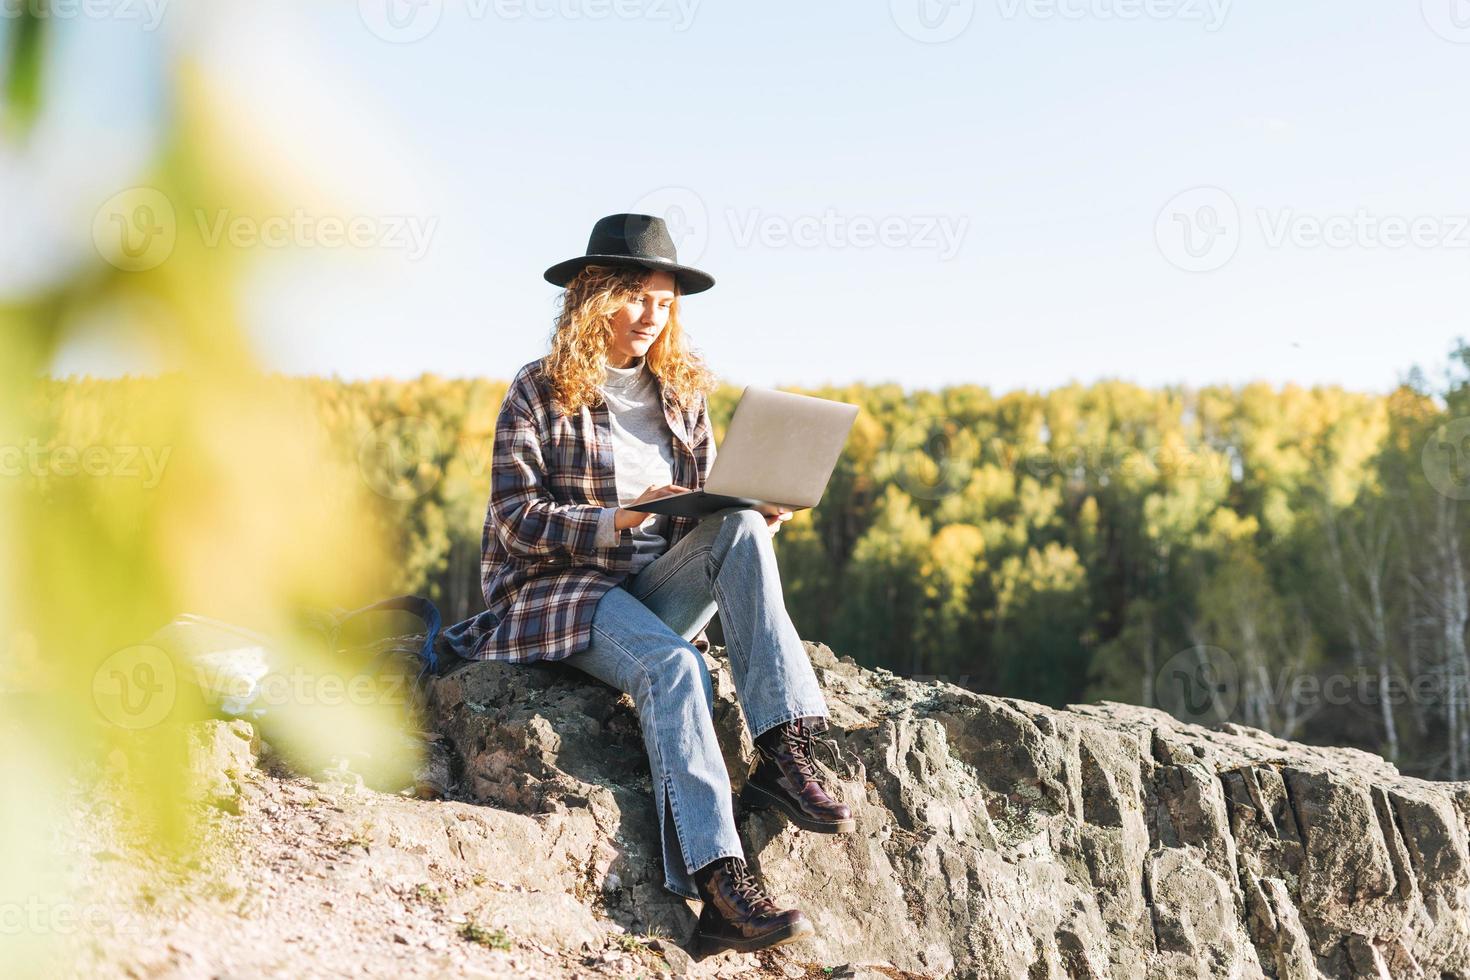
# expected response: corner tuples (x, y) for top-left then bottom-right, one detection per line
(625, 385), (860, 519)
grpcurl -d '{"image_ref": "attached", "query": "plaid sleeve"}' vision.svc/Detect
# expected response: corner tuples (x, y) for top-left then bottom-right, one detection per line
(489, 399), (606, 560)
(693, 393), (716, 485)
(595, 506), (620, 549)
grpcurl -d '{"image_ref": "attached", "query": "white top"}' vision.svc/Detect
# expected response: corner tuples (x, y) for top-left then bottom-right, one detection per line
(593, 354), (676, 574)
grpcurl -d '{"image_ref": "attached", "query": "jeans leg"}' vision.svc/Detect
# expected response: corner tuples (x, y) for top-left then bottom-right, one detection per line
(560, 585), (743, 901)
(626, 506), (830, 742)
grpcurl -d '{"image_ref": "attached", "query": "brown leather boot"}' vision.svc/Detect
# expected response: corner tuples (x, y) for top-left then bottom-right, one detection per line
(740, 717), (856, 833)
(692, 856), (814, 954)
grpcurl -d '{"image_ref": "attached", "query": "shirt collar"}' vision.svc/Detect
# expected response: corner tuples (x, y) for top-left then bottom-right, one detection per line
(603, 354), (647, 389)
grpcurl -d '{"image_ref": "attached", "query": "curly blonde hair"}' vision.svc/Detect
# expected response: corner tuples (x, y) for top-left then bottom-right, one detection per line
(539, 264), (718, 418)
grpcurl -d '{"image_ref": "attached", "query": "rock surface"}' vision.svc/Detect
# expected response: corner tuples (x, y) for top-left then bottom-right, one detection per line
(425, 641), (1470, 979)
(64, 640), (1470, 978)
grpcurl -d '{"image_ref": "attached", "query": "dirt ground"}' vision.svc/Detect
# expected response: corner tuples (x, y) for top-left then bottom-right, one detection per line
(46, 754), (882, 980)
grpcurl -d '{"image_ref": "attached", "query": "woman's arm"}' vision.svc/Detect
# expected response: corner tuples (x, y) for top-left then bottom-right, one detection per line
(488, 398), (621, 561)
(692, 392), (716, 485)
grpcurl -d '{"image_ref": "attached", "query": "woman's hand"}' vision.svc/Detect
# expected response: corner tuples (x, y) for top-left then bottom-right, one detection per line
(614, 483), (692, 530)
(616, 486), (792, 535)
(765, 508), (793, 535)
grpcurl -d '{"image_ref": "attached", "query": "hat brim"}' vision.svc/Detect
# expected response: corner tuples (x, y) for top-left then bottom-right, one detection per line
(543, 254), (715, 295)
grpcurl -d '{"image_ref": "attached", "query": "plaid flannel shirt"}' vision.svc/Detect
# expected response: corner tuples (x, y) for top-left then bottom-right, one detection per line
(466, 357), (716, 663)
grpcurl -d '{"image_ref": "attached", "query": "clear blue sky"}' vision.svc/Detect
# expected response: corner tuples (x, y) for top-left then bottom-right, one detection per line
(14, 1), (1470, 394)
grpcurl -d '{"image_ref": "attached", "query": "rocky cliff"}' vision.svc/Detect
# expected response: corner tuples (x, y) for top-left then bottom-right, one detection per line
(73, 639), (1470, 979)
(425, 641), (1470, 979)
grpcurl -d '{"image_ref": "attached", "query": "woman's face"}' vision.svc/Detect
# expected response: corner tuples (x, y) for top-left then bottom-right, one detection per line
(606, 269), (676, 367)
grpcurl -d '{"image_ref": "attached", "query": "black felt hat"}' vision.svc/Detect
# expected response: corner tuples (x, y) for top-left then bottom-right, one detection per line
(543, 213), (715, 295)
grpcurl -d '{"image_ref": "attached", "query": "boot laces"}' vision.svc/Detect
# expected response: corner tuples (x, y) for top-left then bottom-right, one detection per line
(724, 859), (777, 913)
(777, 720), (853, 783)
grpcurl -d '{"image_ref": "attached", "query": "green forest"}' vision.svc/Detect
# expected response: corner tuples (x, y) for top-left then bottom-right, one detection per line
(34, 340), (1470, 782)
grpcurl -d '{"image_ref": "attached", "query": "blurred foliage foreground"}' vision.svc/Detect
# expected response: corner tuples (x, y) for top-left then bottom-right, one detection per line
(0, 352), (430, 971)
(1, 17), (429, 968)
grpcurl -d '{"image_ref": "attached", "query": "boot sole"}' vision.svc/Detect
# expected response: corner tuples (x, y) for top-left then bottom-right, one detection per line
(695, 916), (815, 954)
(739, 781), (857, 833)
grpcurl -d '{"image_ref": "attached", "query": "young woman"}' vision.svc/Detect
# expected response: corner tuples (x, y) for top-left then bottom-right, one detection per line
(473, 213), (856, 954)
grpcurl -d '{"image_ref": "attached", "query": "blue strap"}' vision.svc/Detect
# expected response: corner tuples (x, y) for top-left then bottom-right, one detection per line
(333, 595), (442, 682)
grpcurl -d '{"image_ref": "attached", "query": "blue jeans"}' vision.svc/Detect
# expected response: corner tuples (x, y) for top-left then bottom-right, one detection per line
(561, 505), (830, 900)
